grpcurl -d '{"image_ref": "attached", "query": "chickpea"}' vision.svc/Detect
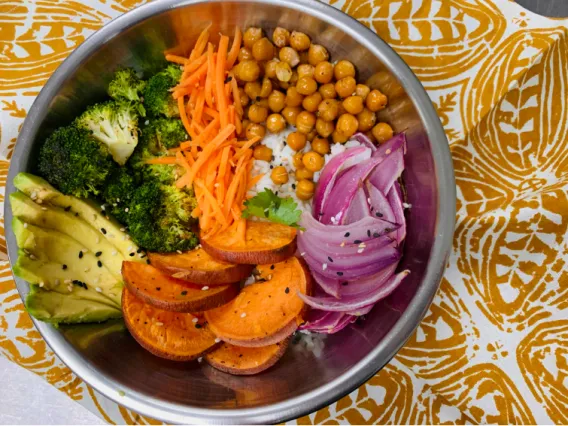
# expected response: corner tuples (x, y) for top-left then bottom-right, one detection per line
(265, 60), (279, 79)
(238, 47), (253, 62)
(296, 168), (314, 180)
(271, 166), (289, 185)
(306, 129), (318, 142)
(302, 151), (324, 172)
(290, 31), (311, 51)
(275, 62), (293, 82)
(337, 101), (347, 117)
(278, 80), (291, 90)
(296, 76), (317, 95)
(318, 83), (337, 99)
(299, 50), (310, 64)
(265, 114), (286, 133)
(317, 99), (339, 121)
(243, 27), (263, 49)
(308, 44), (329, 66)
(314, 61), (334, 84)
(287, 131), (307, 151)
(279, 47), (300, 67)
(293, 152), (304, 169)
(260, 77), (273, 98)
(236, 60), (261, 82)
(334, 60), (356, 80)
(239, 119), (250, 138)
(244, 81), (262, 100)
(355, 84), (370, 100)
(372, 122), (394, 142)
(336, 113), (359, 138)
(296, 179), (315, 200)
(342, 96), (364, 115)
(282, 106), (302, 126)
(296, 111), (316, 134)
(312, 137), (330, 155)
(357, 108), (376, 132)
(268, 90), (286, 112)
(366, 89), (388, 112)
(302, 92), (322, 112)
(285, 87), (304, 107)
(238, 87), (250, 108)
(316, 118), (334, 138)
(297, 64), (315, 79)
(256, 98), (269, 108)
(332, 130), (349, 144)
(246, 123), (266, 140)
(335, 76), (357, 98)
(272, 27), (290, 48)
(253, 144), (273, 162)
(252, 37), (275, 61)
(289, 71), (299, 85)
(248, 104), (269, 123)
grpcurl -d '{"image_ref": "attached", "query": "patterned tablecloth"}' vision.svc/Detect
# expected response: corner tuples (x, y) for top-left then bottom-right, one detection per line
(1, 0), (567, 424)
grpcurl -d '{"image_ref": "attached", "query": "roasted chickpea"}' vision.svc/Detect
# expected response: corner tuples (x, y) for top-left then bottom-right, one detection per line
(366, 89), (388, 112)
(244, 81), (262, 100)
(297, 64), (315, 79)
(316, 118), (334, 138)
(355, 84), (371, 100)
(318, 83), (337, 99)
(337, 101), (347, 117)
(287, 131), (307, 151)
(279, 47), (300, 67)
(332, 130), (349, 144)
(296, 77), (317, 95)
(238, 47), (253, 62)
(253, 144), (273, 162)
(306, 129), (318, 142)
(265, 113), (286, 133)
(317, 99), (339, 121)
(335, 76), (356, 98)
(296, 179), (315, 200)
(357, 108), (376, 132)
(256, 98), (269, 108)
(302, 92), (322, 112)
(293, 152), (304, 169)
(372, 122), (394, 142)
(238, 87), (250, 108)
(299, 50), (310, 64)
(252, 37), (275, 62)
(302, 151), (324, 172)
(289, 71), (299, 86)
(285, 87), (304, 107)
(265, 60), (279, 79)
(290, 31), (311, 51)
(308, 44), (329, 66)
(342, 96), (364, 115)
(268, 90), (286, 112)
(282, 106), (302, 126)
(248, 104), (268, 123)
(272, 27), (290, 48)
(334, 60), (356, 80)
(296, 167), (314, 180)
(239, 119), (250, 138)
(275, 61), (293, 82)
(296, 111), (316, 134)
(312, 137), (330, 155)
(236, 60), (261, 82)
(314, 61), (334, 84)
(271, 166), (289, 185)
(336, 113), (359, 138)
(246, 123), (266, 140)
(260, 77), (273, 98)
(243, 27), (263, 49)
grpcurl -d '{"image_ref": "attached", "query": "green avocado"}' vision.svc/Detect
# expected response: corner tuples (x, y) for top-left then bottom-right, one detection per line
(26, 286), (122, 325)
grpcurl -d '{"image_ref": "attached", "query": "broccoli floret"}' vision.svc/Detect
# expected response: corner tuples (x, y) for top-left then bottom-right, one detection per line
(143, 65), (182, 118)
(108, 68), (146, 103)
(76, 100), (140, 166)
(37, 125), (115, 198)
(143, 117), (187, 150)
(102, 167), (139, 223)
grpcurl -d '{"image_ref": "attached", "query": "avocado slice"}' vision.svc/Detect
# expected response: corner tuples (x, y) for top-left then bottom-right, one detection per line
(13, 173), (142, 260)
(26, 286), (122, 325)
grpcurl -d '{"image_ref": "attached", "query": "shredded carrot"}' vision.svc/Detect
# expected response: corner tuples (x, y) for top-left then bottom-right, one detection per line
(146, 157), (177, 165)
(230, 76), (242, 116)
(226, 27), (242, 70)
(247, 173), (264, 189)
(165, 54), (188, 65)
(178, 97), (192, 136)
(234, 136), (260, 160)
(189, 24), (211, 61)
(176, 61), (209, 89)
(203, 107), (220, 120)
(205, 43), (215, 108)
(182, 53), (207, 78)
(216, 35), (229, 129)
(180, 117), (219, 151)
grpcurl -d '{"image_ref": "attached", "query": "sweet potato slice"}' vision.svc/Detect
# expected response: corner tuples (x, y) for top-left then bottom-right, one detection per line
(201, 221), (297, 264)
(148, 248), (254, 285)
(122, 261), (239, 313)
(205, 339), (289, 375)
(204, 257), (312, 347)
(122, 288), (218, 361)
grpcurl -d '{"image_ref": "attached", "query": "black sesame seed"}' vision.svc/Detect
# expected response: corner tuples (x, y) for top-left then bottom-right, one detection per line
(156, 287), (161, 291)
(342, 281), (348, 286)
(239, 354), (243, 358)
(225, 76), (233, 83)
(344, 232), (350, 237)
(283, 141), (287, 146)
(129, 253), (135, 257)
(367, 230), (371, 237)
(270, 165), (274, 169)
(370, 206), (374, 212)
(337, 272), (344, 276)
(292, 183), (296, 189)
(74, 213), (79, 217)
(137, 248), (142, 253)
(270, 265), (275, 270)
(385, 228), (392, 233)
(195, 323), (202, 329)
(181, 291), (187, 296)
(95, 251), (102, 257)
(97, 260), (102, 268)
(78, 251), (83, 259)
(373, 232), (380, 238)
(275, 191), (278, 196)
(327, 256), (333, 263)
(146, 259), (151, 264)
(101, 228), (107, 234)
(140, 254), (147, 258)
(64, 206), (71, 212)
(256, 96), (261, 101)
(62, 264), (67, 270)
(354, 239), (362, 244)
(376, 212), (383, 217)
(285, 287), (290, 294)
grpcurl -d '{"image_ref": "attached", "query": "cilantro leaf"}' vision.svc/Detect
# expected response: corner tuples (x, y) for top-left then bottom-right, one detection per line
(242, 189), (302, 228)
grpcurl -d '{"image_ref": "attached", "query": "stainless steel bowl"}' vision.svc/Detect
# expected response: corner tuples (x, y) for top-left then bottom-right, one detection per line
(4, 0), (455, 423)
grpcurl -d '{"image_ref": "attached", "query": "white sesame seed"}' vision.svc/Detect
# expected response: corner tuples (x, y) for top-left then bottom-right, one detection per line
(177, 250), (182, 254)
(300, 252), (305, 256)
(112, 250), (118, 256)
(95, 287), (102, 293)
(367, 198), (372, 204)
(101, 205), (106, 211)
(386, 149), (392, 154)
(402, 202), (412, 209)
(322, 263), (328, 270)
(30, 191), (37, 199)
(127, 246), (134, 252)
(145, 120), (150, 125)
(120, 228), (126, 232)
(41, 207), (47, 211)
(192, 317), (198, 323)
(116, 198), (120, 203)
(197, 357), (203, 362)
(125, 207), (129, 212)
(240, 313), (246, 318)
(96, 236), (100, 243)
(108, 233), (115, 238)
(122, 235), (128, 241)
(68, 285), (73, 292)
(39, 281), (44, 288)
(358, 243), (366, 248)
(202, 286), (209, 291)
(29, 254), (37, 260)
(23, 223), (28, 228)
(340, 241), (345, 247)
(36, 199), (42, 204)
(357, 248), (364, 254)
(64, 279), (72, 284)
(83, 248), (89, 253)
(84, 268), (90, 272)
(155, 322), (163, 326)
(214, 338), (221, 343)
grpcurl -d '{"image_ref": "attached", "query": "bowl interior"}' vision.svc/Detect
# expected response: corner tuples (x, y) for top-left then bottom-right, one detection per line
(5, 0), (453, 423)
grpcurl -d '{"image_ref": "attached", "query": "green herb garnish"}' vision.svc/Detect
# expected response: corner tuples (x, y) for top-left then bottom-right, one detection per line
(242, 189), (302, 228)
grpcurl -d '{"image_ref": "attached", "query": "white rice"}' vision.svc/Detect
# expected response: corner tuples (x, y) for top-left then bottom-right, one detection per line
(291, 331), (327, 358)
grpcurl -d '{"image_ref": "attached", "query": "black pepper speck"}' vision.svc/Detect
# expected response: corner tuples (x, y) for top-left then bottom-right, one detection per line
(97, 260), (102, 268)
(344, 232), (350, 237)
(285, 287), (290, 294)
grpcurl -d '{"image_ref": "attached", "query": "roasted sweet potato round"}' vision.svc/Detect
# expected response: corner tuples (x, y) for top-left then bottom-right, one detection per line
(148, 248), (254, 285)
(122, 261), (240, 312)
(201, 221), (297, 265)
(122, 288), (218, 361)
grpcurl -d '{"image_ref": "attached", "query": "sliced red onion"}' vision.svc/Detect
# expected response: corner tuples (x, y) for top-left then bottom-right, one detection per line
(300, 311), (345, 331)
(299, 230), (395, 259)
(388, 181), (406, 244)
(303, 314), (355, 334)
(352, 132), (377, 152)
(365, 182), (396, 223)
(312, 271), (341, 299)
(345, 304), (373, 317)
(313, 146), (371, 219)
(340, 263), (398, 296)
(368, 134), (406, 195)
(298, 270), (410, 312)
(342, 184), (369, 224)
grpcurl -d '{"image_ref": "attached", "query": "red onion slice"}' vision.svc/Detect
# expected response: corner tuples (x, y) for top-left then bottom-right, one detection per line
(300, 311), (345, 331)
(345, 304), (373, 317)
(352, 132), (377, 152)
(342, 184), (369, 224)
(388, 182), (406, 244)
(366, 182), (396, 223)
(312, 271), (341, 299)
(368, 134), (406, 195)
(299, 230), (395, 258)
(339, 263), (398, 296)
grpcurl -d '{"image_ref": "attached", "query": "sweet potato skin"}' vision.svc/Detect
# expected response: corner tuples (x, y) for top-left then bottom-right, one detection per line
(201, 221), (297, 264)
(122, 288), (218, 361)
(205, 338), (290, 375)
(148, 248), (254, 285)
(218, 320), (297, 348)
(122, 261), (240, 312)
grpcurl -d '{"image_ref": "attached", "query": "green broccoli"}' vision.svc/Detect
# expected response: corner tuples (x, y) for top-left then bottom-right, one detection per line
(143, 64), (182, 118)
(108, 68), (146, 103)
(76, 100), (140, 166)
(143, 117), (188, 150)
(102, 167), (139, 223)
(37, 125), (115, 198)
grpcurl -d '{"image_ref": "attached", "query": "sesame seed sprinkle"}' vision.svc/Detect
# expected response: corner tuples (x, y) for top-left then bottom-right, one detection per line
(112, 250), (118, 256)
(176, 250), (182, 254)
(322, 263), (328, 270)
(155, 322), (163, 326)
(240, 313), (246, 318)
(202, 286), (209, 291)
(192, 317), (198, 323)
(23, 223), (28, 228)
(215, 338), (221, 343)
(96, 287), (102, 293)
(64, 279), (72, 284)
(39, 282), (44, 288)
